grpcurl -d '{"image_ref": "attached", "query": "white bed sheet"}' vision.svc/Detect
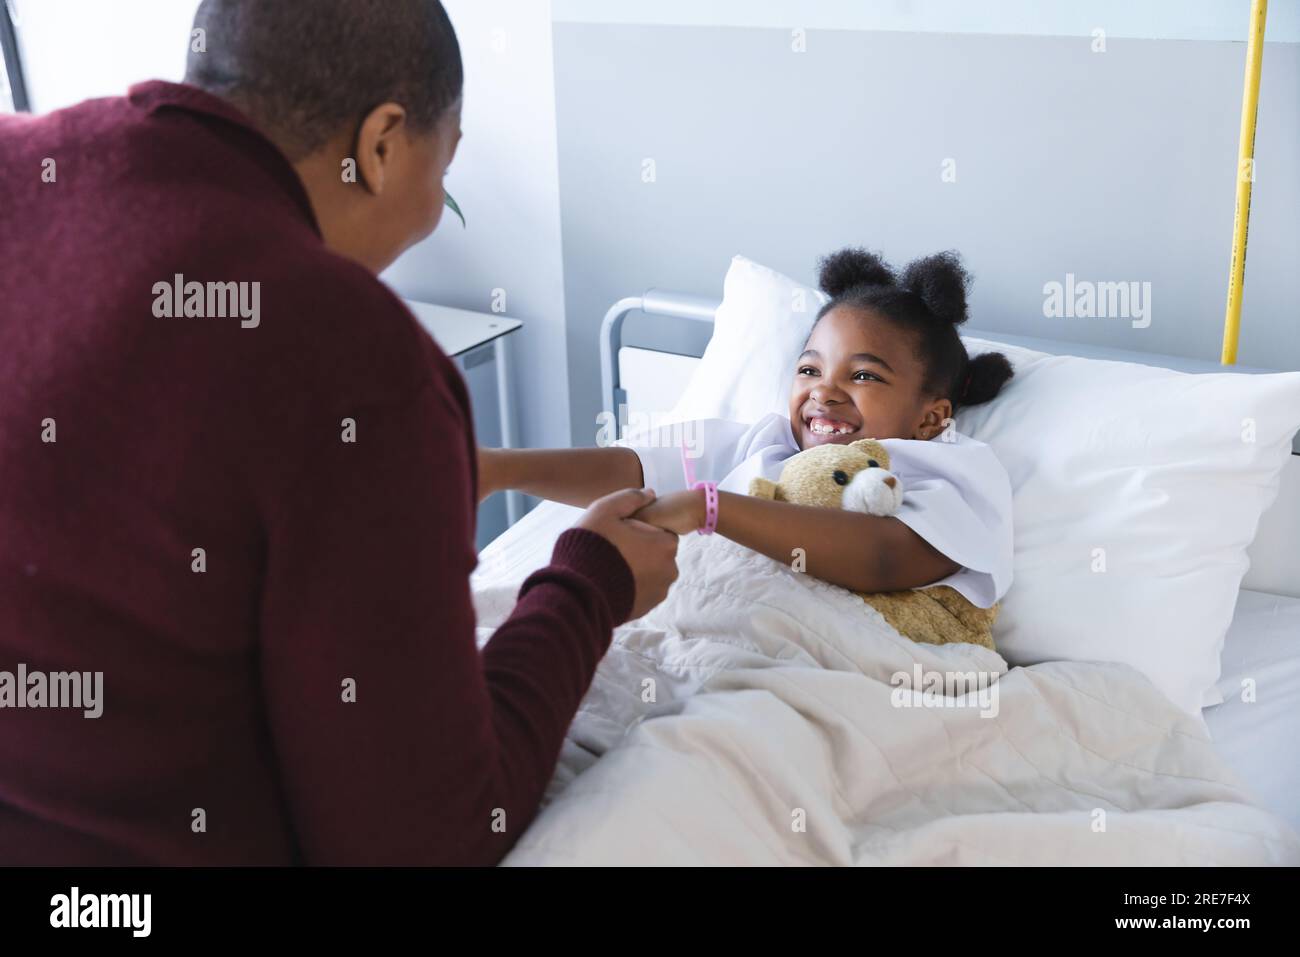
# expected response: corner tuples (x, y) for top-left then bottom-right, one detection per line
(472, 499), (581, 592)
(1204, 588), (1300, 834)
(474, 502), (1300, 835)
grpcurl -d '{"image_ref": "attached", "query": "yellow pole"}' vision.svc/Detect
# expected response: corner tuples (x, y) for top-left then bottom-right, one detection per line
(1221, 0), (1268, 366)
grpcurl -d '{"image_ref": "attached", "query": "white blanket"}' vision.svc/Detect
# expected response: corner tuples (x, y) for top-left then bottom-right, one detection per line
(473, 532), (1300, 866)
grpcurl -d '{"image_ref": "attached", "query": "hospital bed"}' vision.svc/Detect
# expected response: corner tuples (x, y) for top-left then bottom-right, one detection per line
(473, 288), (1300, 861)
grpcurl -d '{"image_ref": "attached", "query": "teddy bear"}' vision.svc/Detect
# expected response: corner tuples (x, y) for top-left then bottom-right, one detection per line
(748, 438), (998, 651)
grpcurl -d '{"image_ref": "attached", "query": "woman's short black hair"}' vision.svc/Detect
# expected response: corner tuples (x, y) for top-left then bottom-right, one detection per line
(814, 247), (1014, 412)
(185, 0), (463, 160)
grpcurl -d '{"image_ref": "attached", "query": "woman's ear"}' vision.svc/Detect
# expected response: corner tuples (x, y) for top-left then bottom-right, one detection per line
(353, 102), (409, 196)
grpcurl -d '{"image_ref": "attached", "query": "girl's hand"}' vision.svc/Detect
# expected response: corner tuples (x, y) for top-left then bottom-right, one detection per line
(474, 446), (645, 509)
(631, 488), (706, 536)
(477, 447), (502, 504)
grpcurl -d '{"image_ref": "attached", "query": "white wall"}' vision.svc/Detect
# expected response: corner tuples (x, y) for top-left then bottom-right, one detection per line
(553, 0), (1300, 42)
(13, 0), (198, 112)
(383, 0), (571, 454)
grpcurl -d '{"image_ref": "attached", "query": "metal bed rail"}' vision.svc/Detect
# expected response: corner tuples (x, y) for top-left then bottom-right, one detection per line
(598, 289), (720, 419)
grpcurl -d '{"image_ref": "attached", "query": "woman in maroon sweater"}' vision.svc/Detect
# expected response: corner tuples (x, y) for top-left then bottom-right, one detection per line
(0, 0), (678, 865)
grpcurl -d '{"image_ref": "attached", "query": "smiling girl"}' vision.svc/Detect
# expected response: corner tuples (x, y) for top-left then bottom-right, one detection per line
(479, 247), (1016, 612)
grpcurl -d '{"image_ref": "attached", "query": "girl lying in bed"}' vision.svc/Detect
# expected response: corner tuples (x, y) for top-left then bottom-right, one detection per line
(479, 247), (1016, 612)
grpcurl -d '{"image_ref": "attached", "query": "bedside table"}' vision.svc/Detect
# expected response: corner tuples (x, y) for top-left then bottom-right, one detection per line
(402, 298), (525, 525)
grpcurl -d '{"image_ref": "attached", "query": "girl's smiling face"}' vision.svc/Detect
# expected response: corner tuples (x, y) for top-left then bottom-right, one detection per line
(789, 305), (952, 448)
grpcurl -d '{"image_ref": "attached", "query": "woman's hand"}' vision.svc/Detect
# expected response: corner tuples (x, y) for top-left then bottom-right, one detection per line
(576, 488), (680, 621)
(631, 488), (705, 536)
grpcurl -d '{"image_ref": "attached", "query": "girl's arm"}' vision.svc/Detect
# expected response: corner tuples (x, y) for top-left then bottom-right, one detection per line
(635, 489), (960, 593)
(478, 447), (645, 507)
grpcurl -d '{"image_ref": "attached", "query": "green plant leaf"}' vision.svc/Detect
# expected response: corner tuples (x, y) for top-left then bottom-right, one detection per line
(444, 191), (465, 228)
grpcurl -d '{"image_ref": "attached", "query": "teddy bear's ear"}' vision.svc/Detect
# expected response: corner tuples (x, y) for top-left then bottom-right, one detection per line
(849, 438), (890, 469)
(748, 477), (783, 501)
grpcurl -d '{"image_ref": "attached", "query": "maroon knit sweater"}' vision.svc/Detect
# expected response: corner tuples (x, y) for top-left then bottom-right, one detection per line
(0, 81), (633, 865)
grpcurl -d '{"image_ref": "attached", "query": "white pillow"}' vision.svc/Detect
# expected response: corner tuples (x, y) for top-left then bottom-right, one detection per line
(669, 255), (1300, 716)
(956, 338), (1300, 716)
(669, 256), (824, 423)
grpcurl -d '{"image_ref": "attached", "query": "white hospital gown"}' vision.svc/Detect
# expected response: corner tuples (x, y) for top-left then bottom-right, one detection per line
(617, 412), (1013, 609)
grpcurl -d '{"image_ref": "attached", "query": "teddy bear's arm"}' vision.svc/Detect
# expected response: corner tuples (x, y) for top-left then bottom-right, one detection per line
(747, 477), (784, 501)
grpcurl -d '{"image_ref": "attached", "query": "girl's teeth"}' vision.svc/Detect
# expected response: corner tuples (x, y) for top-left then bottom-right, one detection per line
(810, 420), (854, 435)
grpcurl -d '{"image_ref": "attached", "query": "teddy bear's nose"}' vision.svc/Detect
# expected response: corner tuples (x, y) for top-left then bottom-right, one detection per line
(883, 476), (897, 489)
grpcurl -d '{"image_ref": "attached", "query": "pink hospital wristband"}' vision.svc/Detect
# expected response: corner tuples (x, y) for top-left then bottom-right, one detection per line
(695, 481), (718, 535)
(680, 440), (718, 535)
